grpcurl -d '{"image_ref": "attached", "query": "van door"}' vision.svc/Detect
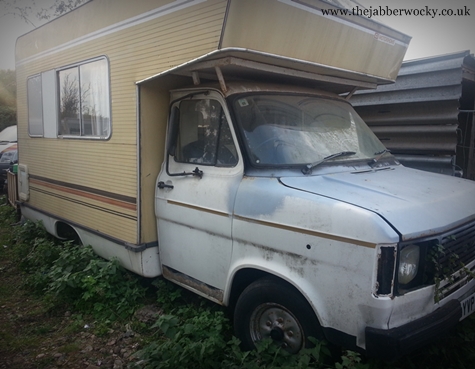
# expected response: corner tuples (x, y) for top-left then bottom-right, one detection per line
(156, 91), (243, 299)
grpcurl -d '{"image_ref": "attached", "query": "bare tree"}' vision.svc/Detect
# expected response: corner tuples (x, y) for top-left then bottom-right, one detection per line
(60, 73), (79, 120)
(0, 69), (16, 129)
(37, 0), (88, 20)
(0, 0), (37, 27)
(0, 0), (88, 27)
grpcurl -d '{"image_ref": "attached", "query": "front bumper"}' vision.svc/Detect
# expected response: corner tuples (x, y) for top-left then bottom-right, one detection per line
(365, 299), (461, 360)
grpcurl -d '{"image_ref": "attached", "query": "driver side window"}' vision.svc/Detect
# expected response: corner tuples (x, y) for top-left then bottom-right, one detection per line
(175, 99), (238, 167)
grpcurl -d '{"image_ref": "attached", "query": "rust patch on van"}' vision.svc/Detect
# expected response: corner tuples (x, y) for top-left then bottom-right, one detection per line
(252, 243), (318, 278)
(162, 266), (224, 304)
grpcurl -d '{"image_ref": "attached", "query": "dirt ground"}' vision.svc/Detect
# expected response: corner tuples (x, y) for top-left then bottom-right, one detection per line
(0, 252), (159, 369)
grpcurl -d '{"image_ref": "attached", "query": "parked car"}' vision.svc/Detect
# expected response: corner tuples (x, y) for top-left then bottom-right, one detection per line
(0, 125), (17, 156)
(0, 126), (18, 194)
(0, 124), (17, 144)
(0, 144), (18, 194)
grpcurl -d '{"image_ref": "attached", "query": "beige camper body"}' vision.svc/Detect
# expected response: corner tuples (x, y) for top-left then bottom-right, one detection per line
(16, 0), (409, 277)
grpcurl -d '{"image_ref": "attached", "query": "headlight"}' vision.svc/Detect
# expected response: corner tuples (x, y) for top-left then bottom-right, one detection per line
(398, 244), (420, 285)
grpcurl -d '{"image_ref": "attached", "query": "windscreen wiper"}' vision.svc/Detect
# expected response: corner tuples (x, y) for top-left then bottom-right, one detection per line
(302, 151), (356, 175)
(369, 149), (391, 167)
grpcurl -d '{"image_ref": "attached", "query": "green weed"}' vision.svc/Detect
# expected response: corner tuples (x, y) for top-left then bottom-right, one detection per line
(134, 279), (362, 369)
(0, 200), (17, 253)
(7, 219), (147, 321)
(46, 244), (147, 320)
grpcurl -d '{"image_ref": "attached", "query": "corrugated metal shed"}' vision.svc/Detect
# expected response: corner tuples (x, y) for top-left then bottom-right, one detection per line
(351, 50), (475, 180)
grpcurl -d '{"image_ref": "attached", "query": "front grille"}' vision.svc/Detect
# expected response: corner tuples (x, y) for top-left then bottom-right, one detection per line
(440, 223), (475, 266)
(436, 220), (475, 299)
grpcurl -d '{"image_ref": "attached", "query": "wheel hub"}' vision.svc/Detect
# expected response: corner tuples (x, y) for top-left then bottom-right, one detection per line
(250, 303), (304, 354)
(270, 327), (284, 341)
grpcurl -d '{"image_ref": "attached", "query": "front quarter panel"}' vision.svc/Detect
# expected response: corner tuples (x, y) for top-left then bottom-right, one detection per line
(230, 176), (399, 342)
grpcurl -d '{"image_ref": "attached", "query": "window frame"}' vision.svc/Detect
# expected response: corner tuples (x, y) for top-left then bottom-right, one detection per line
(57, 56), (112, 140)
(173, 97), (238, 168)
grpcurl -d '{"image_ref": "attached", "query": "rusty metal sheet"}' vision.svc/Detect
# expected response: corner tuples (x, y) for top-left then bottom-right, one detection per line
(372, 124), (458, 155)
(355, 100), (459, 126)
(352, 51), (475, 178)
(395, 155), (457, 176)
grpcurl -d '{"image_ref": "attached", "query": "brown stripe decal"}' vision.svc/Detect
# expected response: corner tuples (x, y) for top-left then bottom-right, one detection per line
(30, 176), (137, 211)
(164, 199), (376, 248)
(167, 199), (230, 217)
(234, 215), (376, 248)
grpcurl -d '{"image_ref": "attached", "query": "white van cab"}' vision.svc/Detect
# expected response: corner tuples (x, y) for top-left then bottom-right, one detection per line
(155, 82), (475, 359)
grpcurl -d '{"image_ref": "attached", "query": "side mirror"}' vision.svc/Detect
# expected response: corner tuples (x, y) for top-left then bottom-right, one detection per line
(166, 106), (180, 157)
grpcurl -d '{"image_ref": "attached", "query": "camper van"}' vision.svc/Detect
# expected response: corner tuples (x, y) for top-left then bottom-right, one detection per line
(15, 0), (475, 360)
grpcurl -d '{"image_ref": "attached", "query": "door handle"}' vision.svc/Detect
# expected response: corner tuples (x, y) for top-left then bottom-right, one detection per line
(158, 181), (174, 189)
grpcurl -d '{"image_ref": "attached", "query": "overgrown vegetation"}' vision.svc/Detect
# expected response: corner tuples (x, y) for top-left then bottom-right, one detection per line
(0, 69), (16, 130)
(1, 200), (475, 368)
(133, 279), (336, 369)
(9, 215), (147, 321)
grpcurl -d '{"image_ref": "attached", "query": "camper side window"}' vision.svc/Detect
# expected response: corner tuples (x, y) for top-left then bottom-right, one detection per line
(175, 99), (238, 167)
(58, 58), (111, 139)
(27, 75), (44, 136)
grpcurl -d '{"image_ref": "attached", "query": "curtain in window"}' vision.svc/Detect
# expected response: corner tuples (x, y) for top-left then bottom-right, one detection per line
(80, 60), (110, 137)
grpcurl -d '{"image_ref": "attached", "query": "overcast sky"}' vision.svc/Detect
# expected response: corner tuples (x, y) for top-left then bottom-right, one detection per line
(0, 0), (55, 70)
(1, 0), (475, 70)
(357, 0), (475, 60)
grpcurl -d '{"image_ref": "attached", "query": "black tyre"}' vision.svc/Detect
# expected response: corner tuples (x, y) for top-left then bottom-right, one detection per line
(233, 276), (324, 354)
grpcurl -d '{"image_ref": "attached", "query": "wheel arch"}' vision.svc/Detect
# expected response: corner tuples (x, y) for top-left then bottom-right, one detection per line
(231, 270), (329, 353)
(55, 221), (83, 245)
(226, 266), (323, 327)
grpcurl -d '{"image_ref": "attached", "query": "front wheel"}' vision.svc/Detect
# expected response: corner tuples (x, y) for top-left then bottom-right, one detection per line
(233, 277), (324, 354)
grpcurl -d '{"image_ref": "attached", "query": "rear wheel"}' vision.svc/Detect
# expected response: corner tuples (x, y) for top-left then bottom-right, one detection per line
(233, 276), (324, 354)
